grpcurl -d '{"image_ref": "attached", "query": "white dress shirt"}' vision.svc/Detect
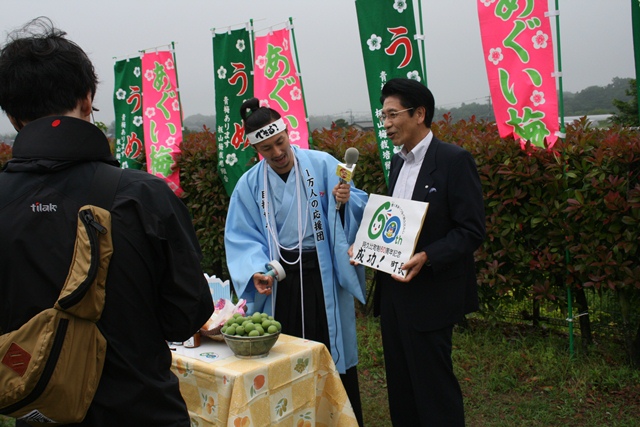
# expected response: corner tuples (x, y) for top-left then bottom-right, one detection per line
(392, 131), (432, 200)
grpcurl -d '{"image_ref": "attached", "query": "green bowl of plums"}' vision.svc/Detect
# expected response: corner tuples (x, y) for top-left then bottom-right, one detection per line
(221, 312), (282, 358)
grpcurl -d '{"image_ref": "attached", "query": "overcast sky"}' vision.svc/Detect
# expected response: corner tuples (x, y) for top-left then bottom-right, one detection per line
(0, 0), (635, 134)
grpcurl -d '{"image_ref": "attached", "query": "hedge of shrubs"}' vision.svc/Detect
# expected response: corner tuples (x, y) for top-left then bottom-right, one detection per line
(433, 115), (639, 363)
(2, 118), (639, 362)
(0, 143), (10, 165)
(176, 117), (640, 362)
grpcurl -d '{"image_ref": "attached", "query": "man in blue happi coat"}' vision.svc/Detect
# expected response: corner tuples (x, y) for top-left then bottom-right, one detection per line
(225, 98), (367, 426)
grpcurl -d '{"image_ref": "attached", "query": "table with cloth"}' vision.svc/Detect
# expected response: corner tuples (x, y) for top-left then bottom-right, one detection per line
(170, 334), (359, 427)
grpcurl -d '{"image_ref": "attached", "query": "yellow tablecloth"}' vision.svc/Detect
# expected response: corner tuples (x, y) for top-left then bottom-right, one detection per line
(171, 334), (359, 427)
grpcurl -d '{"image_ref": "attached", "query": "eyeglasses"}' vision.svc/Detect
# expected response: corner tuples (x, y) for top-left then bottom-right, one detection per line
(379, 107), (414, 122)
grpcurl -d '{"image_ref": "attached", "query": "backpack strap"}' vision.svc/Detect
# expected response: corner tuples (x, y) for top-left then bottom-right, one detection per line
(87, 163), (123, 209)
(54, 163), (122, 316)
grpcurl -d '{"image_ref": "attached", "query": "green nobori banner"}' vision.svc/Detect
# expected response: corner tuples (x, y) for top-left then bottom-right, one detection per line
(355, 0), (425, 183)
(213, 27), (256, 196)
(113, 57), (145, 170)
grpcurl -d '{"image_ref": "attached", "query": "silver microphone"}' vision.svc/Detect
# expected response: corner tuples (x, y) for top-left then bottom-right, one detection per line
(335, 147), (359, 210)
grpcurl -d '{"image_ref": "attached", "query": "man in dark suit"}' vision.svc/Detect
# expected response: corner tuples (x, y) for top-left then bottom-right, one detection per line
(374, 78), (485, 426)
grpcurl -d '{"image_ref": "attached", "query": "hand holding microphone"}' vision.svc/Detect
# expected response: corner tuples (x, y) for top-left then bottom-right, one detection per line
(252, 260), (286, 295)
(335, 147), (359, 210)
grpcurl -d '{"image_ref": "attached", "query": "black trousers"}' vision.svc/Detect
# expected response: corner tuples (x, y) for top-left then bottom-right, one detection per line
(380, 290), (465, 427)
(277, 250), (364, 427)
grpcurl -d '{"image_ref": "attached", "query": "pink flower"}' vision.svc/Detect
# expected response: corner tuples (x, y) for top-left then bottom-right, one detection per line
(530, 90), (546, 106)
(488, 48), (503, 65)
(532, 31), (549, 49)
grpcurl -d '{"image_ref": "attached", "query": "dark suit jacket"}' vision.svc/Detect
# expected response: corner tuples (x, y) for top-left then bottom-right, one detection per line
(374, 136), (486, 331)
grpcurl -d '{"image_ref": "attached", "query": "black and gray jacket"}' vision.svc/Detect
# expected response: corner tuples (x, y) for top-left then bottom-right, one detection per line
(0, 116), (213, 426)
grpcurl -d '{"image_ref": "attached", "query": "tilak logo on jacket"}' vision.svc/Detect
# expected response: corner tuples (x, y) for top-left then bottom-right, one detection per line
(31, 202), (57, 212)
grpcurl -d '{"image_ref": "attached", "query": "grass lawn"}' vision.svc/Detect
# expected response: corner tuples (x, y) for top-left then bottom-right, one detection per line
(357, 314), (640, 427)
(3, 314), (638, 427)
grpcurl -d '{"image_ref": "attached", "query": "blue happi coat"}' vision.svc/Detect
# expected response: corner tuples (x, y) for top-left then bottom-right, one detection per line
(224, 146), (367, 373)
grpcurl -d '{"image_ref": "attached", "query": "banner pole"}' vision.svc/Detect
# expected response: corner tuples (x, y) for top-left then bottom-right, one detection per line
(553, 0), (574, 359)
(288, 16), (313, 148)
(249, 18), (255, 76)
(632, 0), (640, 125)
(416, 0), (428, 83)
(553, 8), (565, 128)
(171, 41), (185, 130)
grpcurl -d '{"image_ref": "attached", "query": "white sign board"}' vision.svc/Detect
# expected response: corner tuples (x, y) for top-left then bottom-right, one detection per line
(351, 194), (428, 276)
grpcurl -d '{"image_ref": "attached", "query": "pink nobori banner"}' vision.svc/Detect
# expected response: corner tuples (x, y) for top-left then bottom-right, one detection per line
(141, 50), (183, 195)
(253, 28), (309, 149)
(478, 0), (559, 149)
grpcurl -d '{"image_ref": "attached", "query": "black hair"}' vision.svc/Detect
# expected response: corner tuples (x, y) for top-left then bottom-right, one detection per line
(240, 97), (282, 133)
(380, 78), (435, 127)
(0, 17), (98, 123)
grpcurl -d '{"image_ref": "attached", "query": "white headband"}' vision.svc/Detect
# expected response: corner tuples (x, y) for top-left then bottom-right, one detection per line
(246, 118), (287, 145)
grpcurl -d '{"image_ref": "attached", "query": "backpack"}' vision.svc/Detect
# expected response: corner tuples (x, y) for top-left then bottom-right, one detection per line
(0, 164), (122, 425)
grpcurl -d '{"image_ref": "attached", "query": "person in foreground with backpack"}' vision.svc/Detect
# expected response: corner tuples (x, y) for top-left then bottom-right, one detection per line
(0, 17), (213, 425)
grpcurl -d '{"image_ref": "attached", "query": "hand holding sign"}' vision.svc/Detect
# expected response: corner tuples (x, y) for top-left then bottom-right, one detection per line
(350, 194), (428, 276)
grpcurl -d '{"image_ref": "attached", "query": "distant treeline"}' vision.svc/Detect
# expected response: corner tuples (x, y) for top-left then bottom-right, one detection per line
(432, 76), (633, 123)
(1, 76), (633, 143)
(180, 77), (633, 133)
(64, 76), (628, 139)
